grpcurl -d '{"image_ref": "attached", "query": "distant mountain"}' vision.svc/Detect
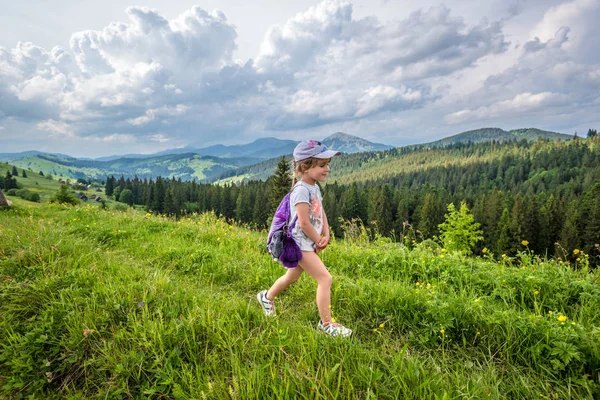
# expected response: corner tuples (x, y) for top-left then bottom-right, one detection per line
(212, 127), (575, 184)
(0, 151), (76, 162)
(10, 153), (262, 182)
(96, 134), (388, 162)
(420, 127), (572, 148)
(138, 137), (299, 160)
(94, 153), (160, 161)
(211, 132), (392, 183)
(321, 132), (392, 153)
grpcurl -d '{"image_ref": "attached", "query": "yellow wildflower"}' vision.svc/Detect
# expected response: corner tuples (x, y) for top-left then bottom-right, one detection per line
(379, 323), (384, 329)
(534, 291), (539, 295)
(482, 247), (487, 253)
(557, 315), (567, 323)
(521, 240), (529, 246)
(440, 329), (445, 334)
(573, 249), (580, 255)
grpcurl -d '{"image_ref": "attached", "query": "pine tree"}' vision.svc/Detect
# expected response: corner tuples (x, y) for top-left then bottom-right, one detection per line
(220, 186), (234, 219)
(580, 184), (600, 260)
(3, 172), (15, 190)
(522, 196), (541, 252)
(496, 208), (512, 255)
(509, 195), (526, 254)
(380, 185), (394, 236)
(341, 183), (362, 221)
(50, 184), (79, 205)
(253, 189), (269, 228)
(22, 170), (27, 178)
(587, 128), (597, 138)
(418, 192), (442, 239)
(395, 191), (412, 229)
(152, 177), (166, 214)
(558, 200), (580, 259)
(438, 201), (483, 254)
(174, 184), (186, 217)
(145, 183), (154, 211)
(11, 165), (18, 176)
(105, 176), (115, 196)
(39, 170), (44, 176)
(164, 187), (176, 216)
(269, 156), (292, 213)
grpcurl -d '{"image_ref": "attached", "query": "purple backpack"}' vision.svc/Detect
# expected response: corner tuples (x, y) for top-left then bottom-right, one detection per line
(267, 186), (309, 268)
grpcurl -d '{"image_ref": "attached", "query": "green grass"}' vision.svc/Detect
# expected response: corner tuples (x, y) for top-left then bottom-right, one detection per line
(0, 200), (599, 399)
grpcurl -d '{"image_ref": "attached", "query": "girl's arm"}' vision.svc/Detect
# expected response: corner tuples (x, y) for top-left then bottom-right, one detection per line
(317, 209), (330, 249)
(295, 202), (322, 244)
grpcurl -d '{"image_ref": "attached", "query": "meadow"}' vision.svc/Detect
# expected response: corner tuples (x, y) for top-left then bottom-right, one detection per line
(0, 195), (599, 399)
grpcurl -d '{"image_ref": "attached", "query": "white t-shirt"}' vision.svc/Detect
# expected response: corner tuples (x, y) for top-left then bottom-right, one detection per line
(289, 181), (323, 251)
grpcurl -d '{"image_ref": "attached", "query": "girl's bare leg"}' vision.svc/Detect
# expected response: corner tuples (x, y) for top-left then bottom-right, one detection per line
(297, 251), (333, 323)
(266, 266), (303, 300)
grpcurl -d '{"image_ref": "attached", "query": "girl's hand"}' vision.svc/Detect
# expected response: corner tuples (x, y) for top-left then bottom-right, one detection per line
(316, 233), (330, 251)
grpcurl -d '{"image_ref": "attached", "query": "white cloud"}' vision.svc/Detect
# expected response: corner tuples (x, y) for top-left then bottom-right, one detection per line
(148, 133), (170, 143)
(97, 134), (137, 143)
(442, 1), (600, 130)
(530, 0), (600, 63)
(127, 104), (190, 126)
(355, 85), (422, 117)
(36, 119), (74, 138)
(445, 92), (569, 124)
(1, 1), (599, 157)
(257, 1), (507, 129)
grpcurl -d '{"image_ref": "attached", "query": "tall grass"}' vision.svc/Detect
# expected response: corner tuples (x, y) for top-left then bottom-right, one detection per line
(1, 198), (598, 399)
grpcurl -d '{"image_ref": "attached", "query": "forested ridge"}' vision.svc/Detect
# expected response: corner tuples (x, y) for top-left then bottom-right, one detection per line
(98, 136), (600, 265)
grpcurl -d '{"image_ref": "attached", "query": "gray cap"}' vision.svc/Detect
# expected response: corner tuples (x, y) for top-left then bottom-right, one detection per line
(293, 140), (341, 161)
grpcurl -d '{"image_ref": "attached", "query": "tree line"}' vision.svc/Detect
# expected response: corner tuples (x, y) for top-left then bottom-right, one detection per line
(102, 135), (600, 265)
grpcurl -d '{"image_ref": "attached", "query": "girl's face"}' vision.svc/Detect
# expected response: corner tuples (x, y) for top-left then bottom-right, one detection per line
(304, 159), (331, 183)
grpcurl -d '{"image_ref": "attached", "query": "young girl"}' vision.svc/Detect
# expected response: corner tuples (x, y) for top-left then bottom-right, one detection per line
(257, 140), (352, 337)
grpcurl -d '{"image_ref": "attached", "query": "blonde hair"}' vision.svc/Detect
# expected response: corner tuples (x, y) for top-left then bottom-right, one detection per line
(291, 157), (331, 188)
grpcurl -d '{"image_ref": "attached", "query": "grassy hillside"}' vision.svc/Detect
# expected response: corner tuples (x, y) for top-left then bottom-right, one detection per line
(0, 201), (598, 398)
(0, 163), (127, 210)
(1, 162), (64, 203)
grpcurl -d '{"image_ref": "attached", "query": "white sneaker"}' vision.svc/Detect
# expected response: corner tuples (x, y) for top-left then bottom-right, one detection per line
(256, 290), (276, 316)
(317, 320), (352, 337)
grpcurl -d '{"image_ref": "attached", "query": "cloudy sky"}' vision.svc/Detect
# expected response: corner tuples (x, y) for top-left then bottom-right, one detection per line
(0, 0), (598, 158)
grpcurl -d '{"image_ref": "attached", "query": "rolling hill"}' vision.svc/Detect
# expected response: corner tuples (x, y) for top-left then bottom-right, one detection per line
(9, 153), (262, 182)
(419, 127), (572, 148)
(214, 127), (572, 183)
